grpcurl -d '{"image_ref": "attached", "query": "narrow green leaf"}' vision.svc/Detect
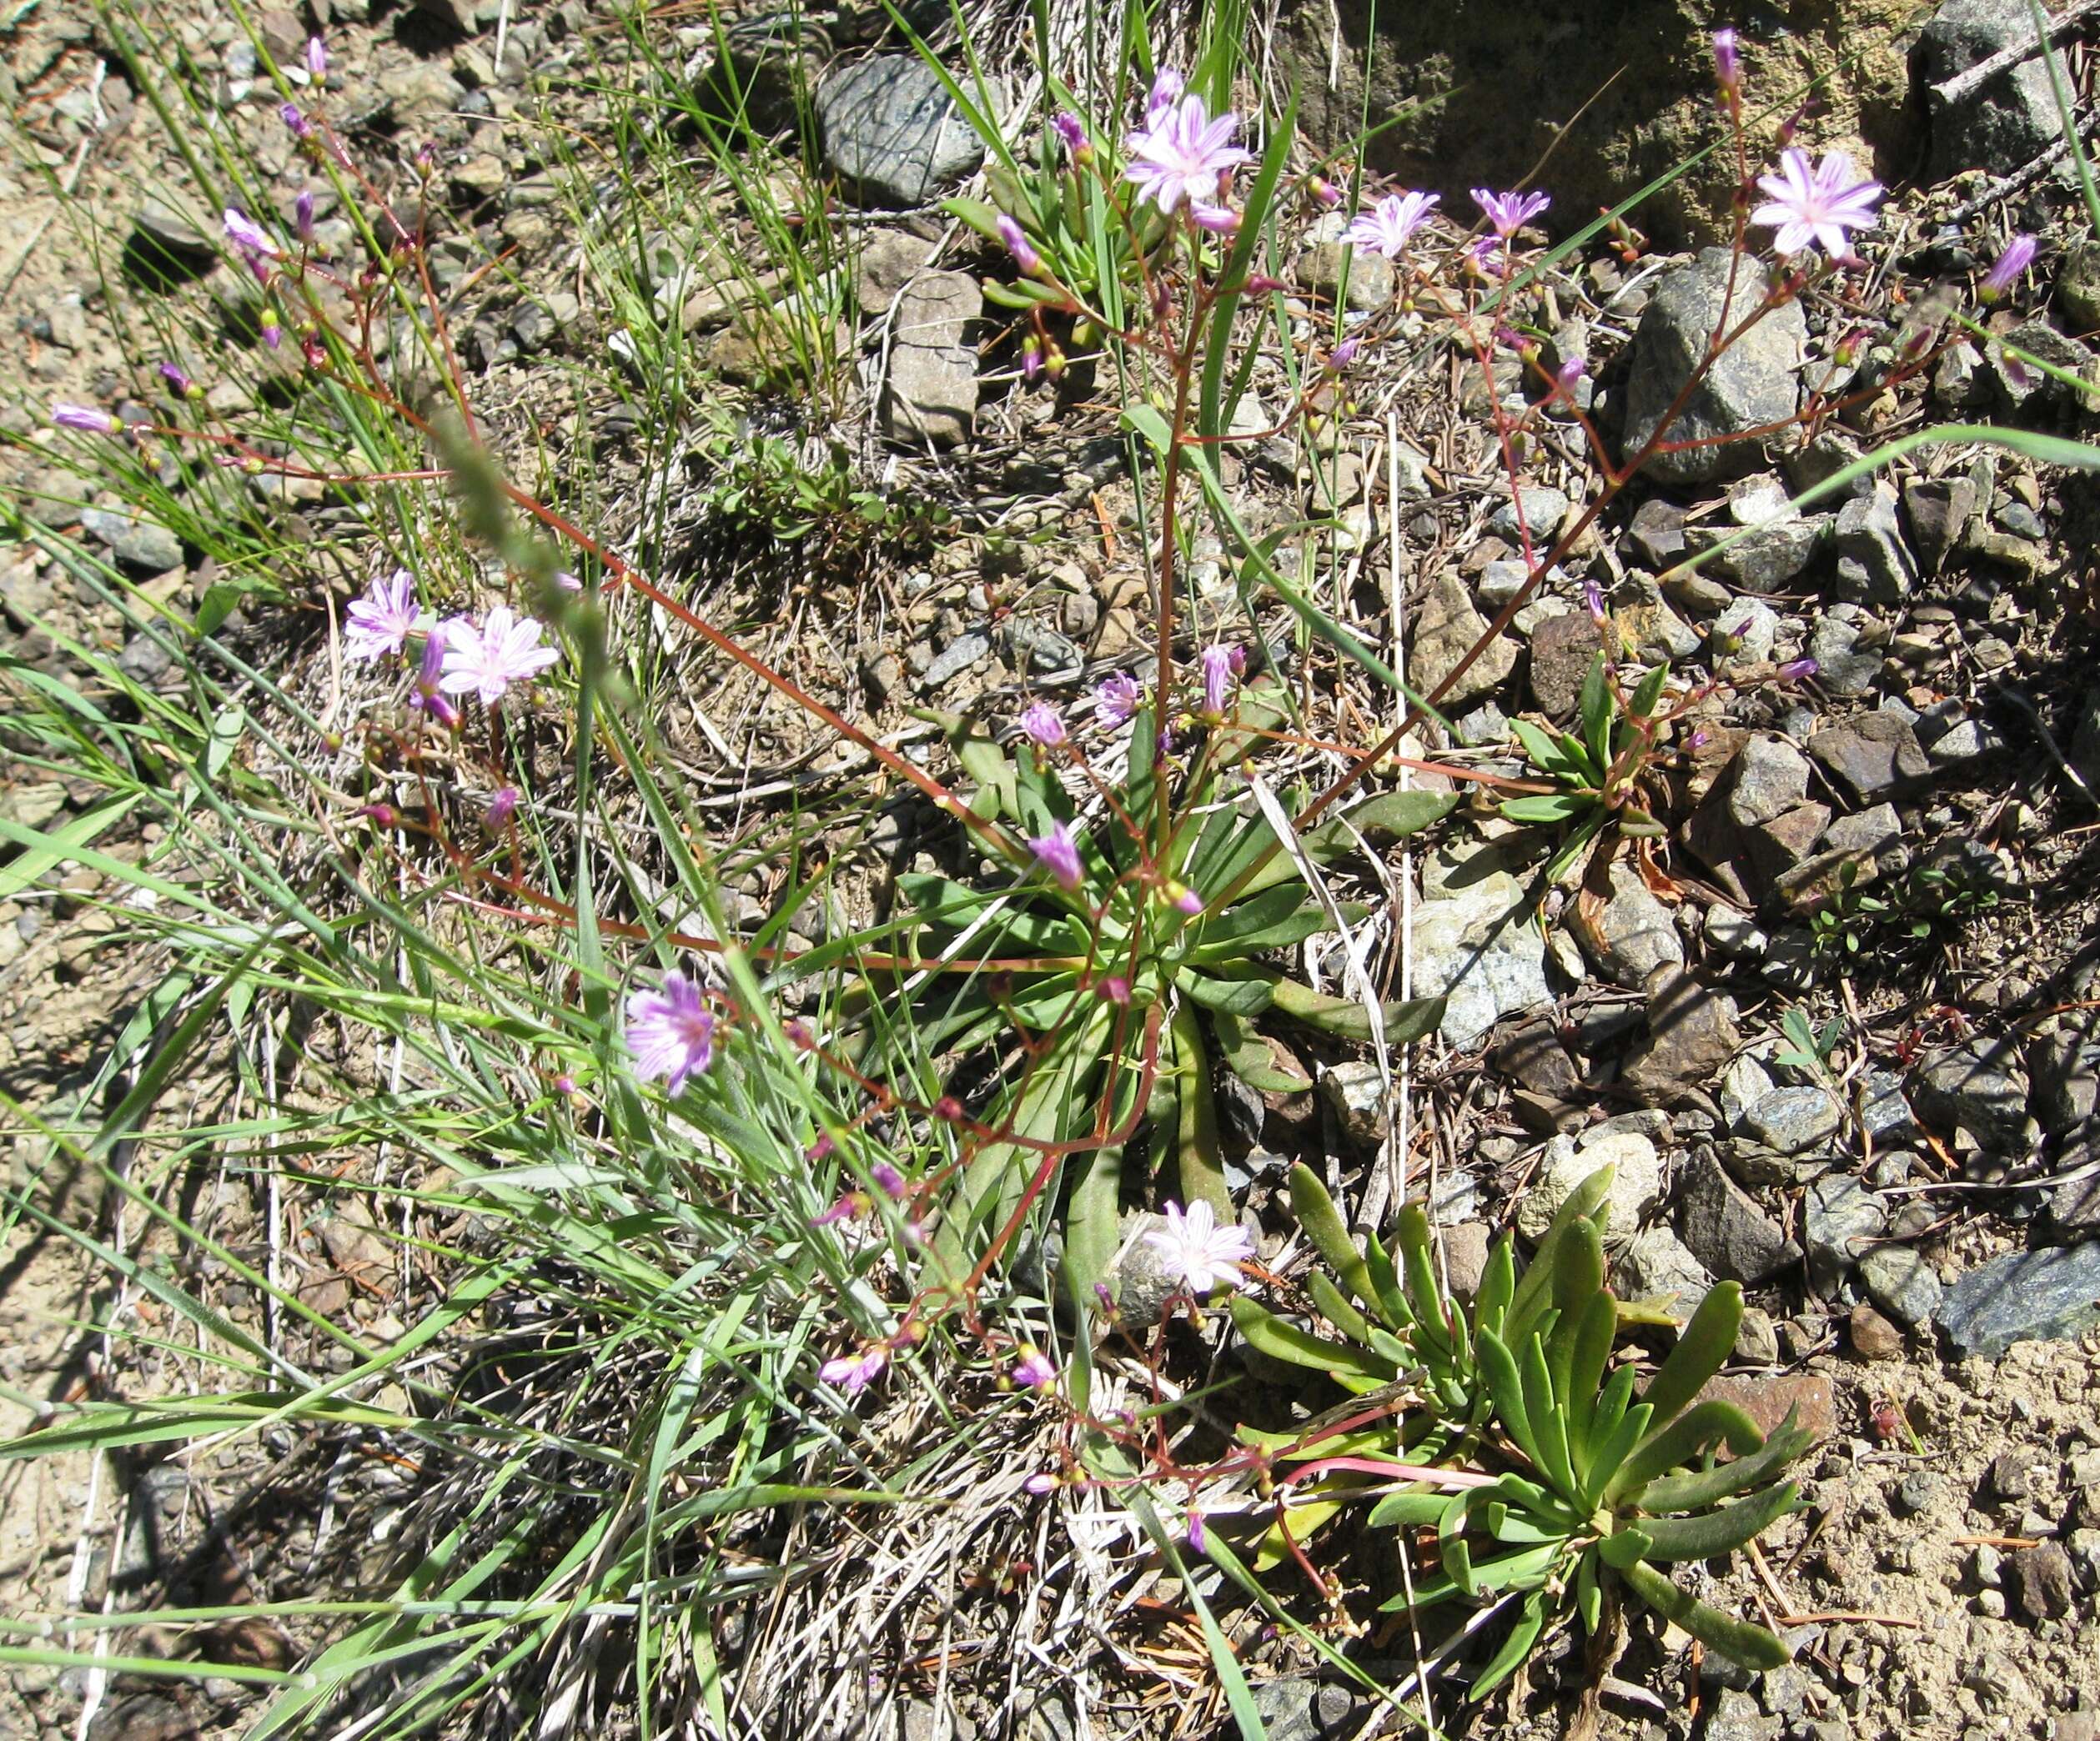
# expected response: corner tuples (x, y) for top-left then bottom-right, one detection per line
(1228, 1296), (1394, 1388)
(1289, 1163), (1374, 1309)
(1637, 1282), (1746, 1433)
(1610, 1400), (1765, 1503)
(1619, 1561), (1792, 1670)
(1469, 1588), (1548, 1701)
(1639, 1481), (1801, 1563)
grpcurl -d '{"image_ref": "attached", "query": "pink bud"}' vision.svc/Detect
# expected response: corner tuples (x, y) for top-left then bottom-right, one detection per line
(1712, 29), (1741, 93)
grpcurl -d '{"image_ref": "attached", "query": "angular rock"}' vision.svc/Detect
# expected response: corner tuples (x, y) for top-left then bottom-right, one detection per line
(1693, 514), (1826, 591)
(1806, 712), (1931, 802)
(1515, 1129), (1663, 1247)
(1620, 968), (1741, 1108)
(1806, 1174), (1886, 1288)
(1861, 1244), (1943, 1329)
(78, 507), (184, 574)
(817, 56), (987, 207)
(1832, 481), (1918, 604)
(1414, 569), (1519, 709)
(1806, 615), (1882, 697)
(1911, 1037), (2029, 1151)
(1678, 1147), (1799, 1282)
(1850, 1300), (1907, 1359)
(1699, 1371), (1836, 1445)
(884, 270), (981, 446)
(1527, 609), (1603, 715)
(1988, 319), (2098, 413)
(1914, 0), (2065, 181)
(1490, 484), (1571, 544)
(1902, 474), (1979, 574)
(1711, 596), (1782, 671)
(1411, 840), (1552, 1046)
(1620, 1227), (1716, 1302)
(1740, 1086), (1841, 1156)
(1627, 496), (1687, 568)
(1568, 859), (1684, 988)
(1623, 248), (1807, 484)
(1942, 1241), (2100, 1357)
(1727, 735), (1812, 829)
(1441, 1221), (1494, 1303)
(1320, 1059), (1388, 1148)
(1749, 802), (1834, 884)
(2004, 1540), (2076, 1623)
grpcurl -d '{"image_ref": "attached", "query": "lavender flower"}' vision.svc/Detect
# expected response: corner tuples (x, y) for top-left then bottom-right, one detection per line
(1144, 1200), (1253, 1295)
(1145, 68), (1183, 124)
(1094, 670), (1143, 725)
(485, 785), (520, 829)
(52, 402), (118, 434)
(819, 1346), (889, 1396)
(344, 569), (423, 661)
(1167, 881), (1203, 917)
(1019, 700), (1067, 746)
(1053, 110), (1091, 164)
(295, 189), (315, 243)
(1473, 187), (1550, 239)
(408, 630), (460, 729)
(281, 103), (311, 140)
(1582, 579), (1608, 626)
(1328, 337), (1361, 371)
(1123, 89), (1253, 216)
(1343, 189), (1440, 258)
(1028, 820), (1084, 891)
(1023, 1471), (1058, 1495)
(437, 605), (560, 705)
(1190, 202), (1242, 234)
(1777, 656), (1819, 682)
(223, 206), (279, 258)
(1186, 1509), (1208, 1552)
(1982, 233), (2037, 300)
(158, 361), (196, 398)
(871, 1160), (907, 1200)
(1750, 148), (1882, 257)
(997, 213), (1042, 274)
(1712, 28), (1741, 92)
(1198, 643), (1238, 715)
(624, 969), (717, 1093)
(1009, 1347), (1058, 1392)
(304, 35), (327, 78)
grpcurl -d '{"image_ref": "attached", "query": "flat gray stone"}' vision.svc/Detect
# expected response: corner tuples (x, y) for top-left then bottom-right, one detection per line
(1410, 840), (1553, 1047)
(1861, 1244), (1943, 1330)
(78, 507), (184, 574)
(1489, 484), (1571, 544)
(1566, 858), (1683, 989)
(1832, 481), (1917, 605)
(1414, 569), (1518, 709)
(1916, 0), (2065, 180)
(1911, 1037), (2029, 1152)
(1728, 735), (1812, 829)
(884, 270), (981, 447)
(1623, 249), (1807, 484)
(1620, 968), (1742, 1109)
(1678, 1146), (1798, 1283)
(818, 56), (986, 207)
(1515, 1129), (1664, 1248)
(1805, 1174), (1886, 1289)
(1807, 712), (1931, 802)
(1740, 1086), (1841, 1156)
(1942, 1241), (2100, 1358)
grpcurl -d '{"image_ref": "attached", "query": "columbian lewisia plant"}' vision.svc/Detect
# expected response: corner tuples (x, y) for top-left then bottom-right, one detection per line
(1750, 148), (1882, 257)
(1122, 85), (1253, 217)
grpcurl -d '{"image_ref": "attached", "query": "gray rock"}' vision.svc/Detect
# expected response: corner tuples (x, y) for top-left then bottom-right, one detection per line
(1729, 735), (1813, 829)
(1620, 969), (1742, 1108)
(1832, 482), (1918, 604)
(885, 270), (981, 446)
(1515, 1129), (1663, 1248)
(1806, 712), (1931, 802)
(1942, 1241), (2100, 1357)
(1741, 1086), (1841, 1156)
(1915, 0), (2065, 181)
(1861, 1244), (1943, 1329)
(817, 56), (987, 207)
(1824, 801), (1901, 858)
(1911, 1038), (2029, 1151)
(1988, 319), (2098, 413)
(1721, 1051), (1776, 1129)
(1490, 484), (1571, 544)
(921, 629), (991, 688)
(1620, 1227), (1717, 1302)
(133, 198), (218, 263)
(1300, 213), (1394, 310)
(1628, 496), (1687, 567)
(1410, 840), (1552, 1047)
(78, 507), (184, 574)
(1527, 608), (1604, 715)
(1693, 515), (1825, 592)
(1567, 858), (1684, 988)
(1321, 1059), (1388, 1148)
(1679, 1147), (1799, 1282)
(1806, 615), (1882, 697)
(1441, 1221), (1494, 1302)
(1413, 569), (1518, 709)
(854, 228), (932, 310)
(1860, 1070), (1922, 1146)
(1902, 474), (1980, 574)
(1805, 1174), (1886, 1289)
(1623, 249), (1807, 484)
(1711, 596), (1782, 670)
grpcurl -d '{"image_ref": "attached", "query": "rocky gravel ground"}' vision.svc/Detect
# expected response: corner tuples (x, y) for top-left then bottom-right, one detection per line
(3, 0), (2100, 1737)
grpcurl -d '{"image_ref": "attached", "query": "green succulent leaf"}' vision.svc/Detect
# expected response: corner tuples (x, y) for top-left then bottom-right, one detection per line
(1474, 1237), (1515, 1342)
(1561, 1290), (1618, 1469)
(1289, 1163), (1376, 1312)
(1595, 1524), (1652, 1569)
(1635, 1407), (1814, 1515)
(1630, 660), (1670, 719)
(1301, 788), (1460, 856)
(1188, 885), (1354, 961)
(1636, 1281), (1745, 1432)
(1397, 1206), (1453, 1357)
(1309, 1269), (1374, 1347)
(1638, 1480), (1801, 1563)
(1264, 975), (1445, 1042)
(1505, 1166), (1616, 1347)
(1520, 1332), (1579, 1498)
(1581, 1401), (1655, 1510)
(1618, 1560), (1792, 1670)
(1476, 1328), (1535, 1465)
(1501, 791), (1596, 825)
(1511, 716), (1580, 780)
(1610, 1400), (1766, 1504)
(1178, 971), (1276, 1016)
(1469, 1588), (1550, 1702)
(1228, 1296), (1394, 1390)
(1575, 1547), (1603, 1635)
